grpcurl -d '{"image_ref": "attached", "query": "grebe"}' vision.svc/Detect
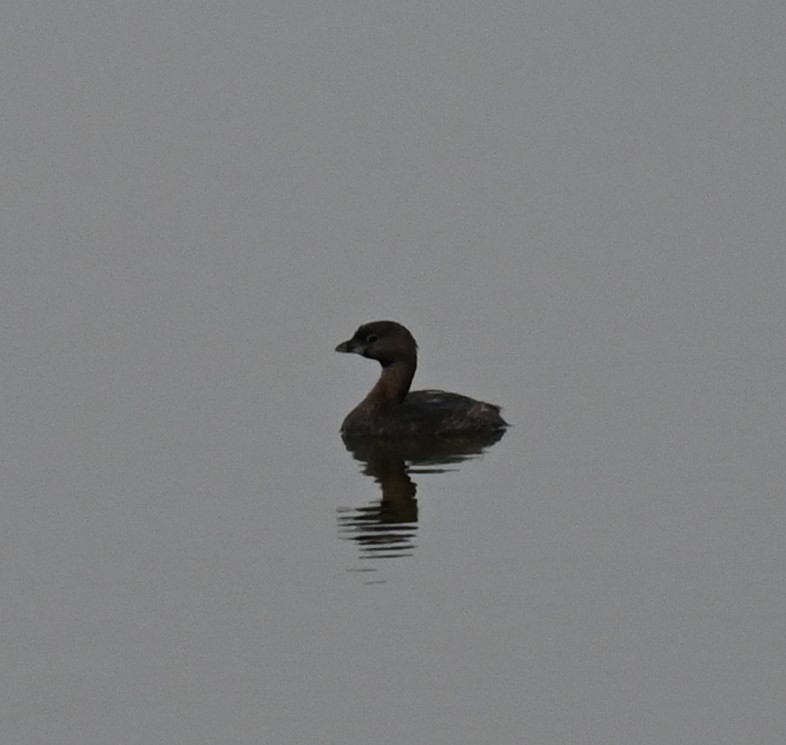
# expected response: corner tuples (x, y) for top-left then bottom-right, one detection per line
(335, 321), (508, 437)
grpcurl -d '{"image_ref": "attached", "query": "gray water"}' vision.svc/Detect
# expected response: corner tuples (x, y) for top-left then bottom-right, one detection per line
(2, 2), (785, 743)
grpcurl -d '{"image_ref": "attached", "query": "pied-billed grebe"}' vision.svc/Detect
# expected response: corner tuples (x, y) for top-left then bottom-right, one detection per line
(335, 321), (508, 437)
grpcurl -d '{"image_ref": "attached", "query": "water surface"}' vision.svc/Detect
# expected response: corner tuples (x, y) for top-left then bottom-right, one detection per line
(2, 2), (785, 744)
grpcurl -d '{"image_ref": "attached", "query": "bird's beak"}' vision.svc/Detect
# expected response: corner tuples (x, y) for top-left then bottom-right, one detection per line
(335, 338), (358, 354)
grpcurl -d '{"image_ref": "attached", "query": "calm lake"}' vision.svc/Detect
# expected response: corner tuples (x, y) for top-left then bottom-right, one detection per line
(2, 2), (785, 744)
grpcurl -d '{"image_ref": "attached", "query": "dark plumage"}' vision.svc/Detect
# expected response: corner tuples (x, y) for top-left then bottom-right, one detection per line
(335, 321), (508, 437)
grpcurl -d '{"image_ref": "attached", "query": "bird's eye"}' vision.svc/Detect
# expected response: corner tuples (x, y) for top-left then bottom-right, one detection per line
(366, 333), (378, 343)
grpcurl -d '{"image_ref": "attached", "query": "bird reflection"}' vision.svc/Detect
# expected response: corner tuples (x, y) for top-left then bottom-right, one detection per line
(338, 430), (506, 562)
